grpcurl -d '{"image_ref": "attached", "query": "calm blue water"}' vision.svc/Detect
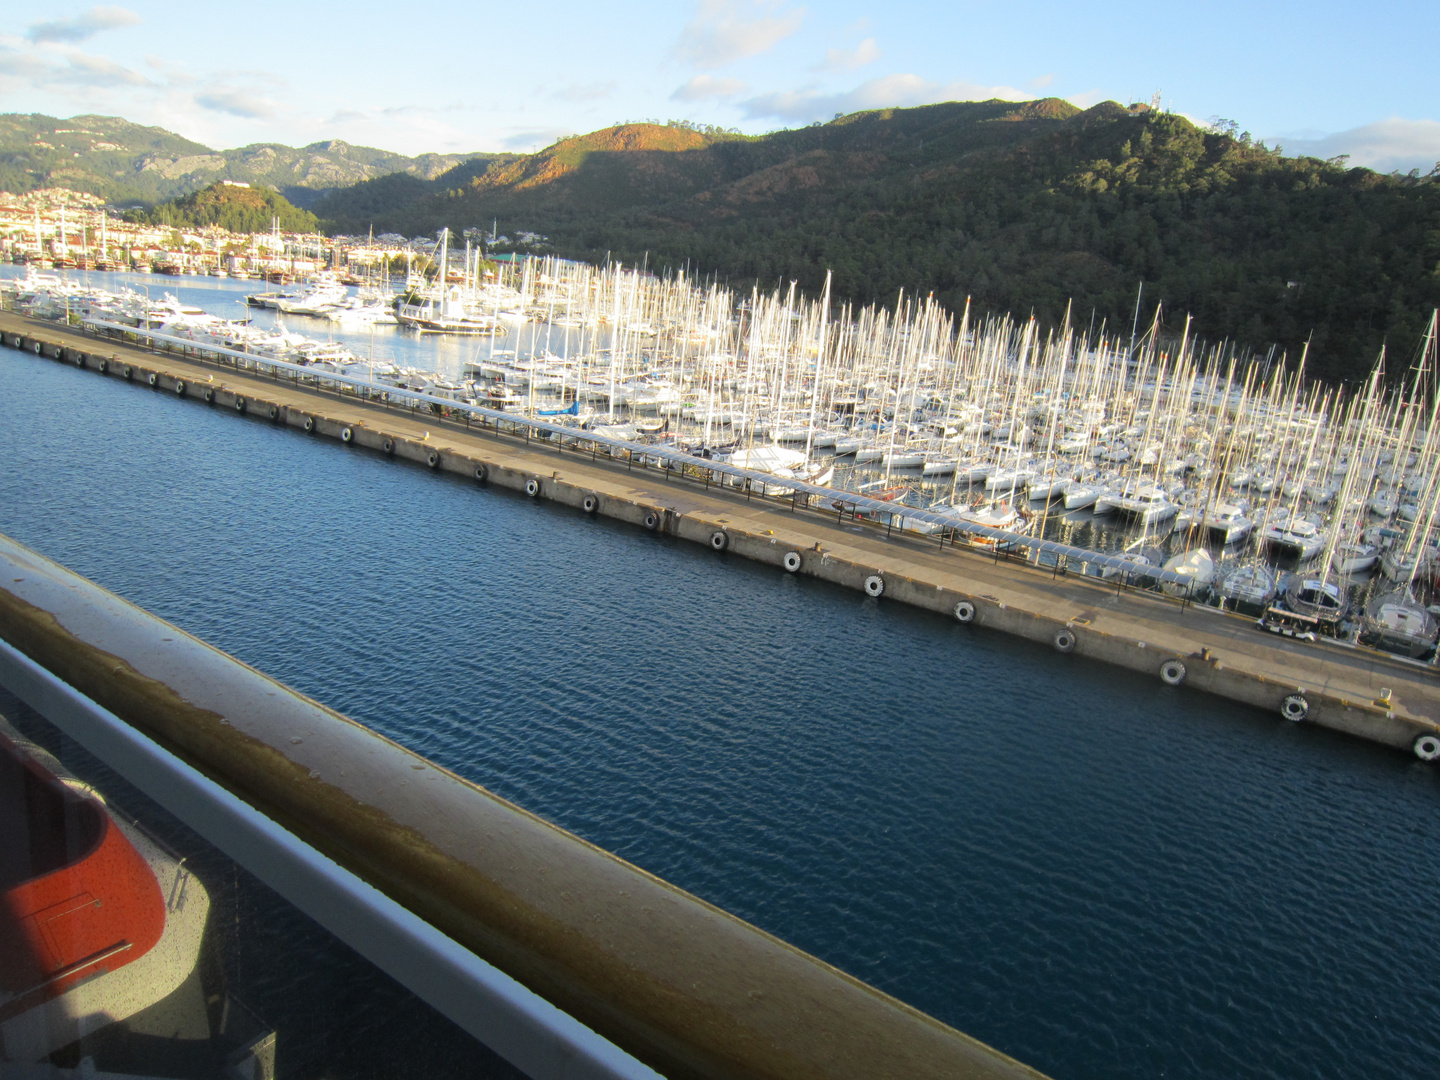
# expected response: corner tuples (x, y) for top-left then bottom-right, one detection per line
(2, 347), (1439, 1080)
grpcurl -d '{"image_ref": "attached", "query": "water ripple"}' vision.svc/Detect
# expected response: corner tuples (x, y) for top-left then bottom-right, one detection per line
(3, 354), (1440, 1080)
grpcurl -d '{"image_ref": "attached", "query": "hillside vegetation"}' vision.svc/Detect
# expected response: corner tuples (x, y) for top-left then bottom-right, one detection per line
(131, 182), (318, 233)
(7, 103), (1440, 381)
(316, 101), (1440, 383)
(0, 113), (507, 207)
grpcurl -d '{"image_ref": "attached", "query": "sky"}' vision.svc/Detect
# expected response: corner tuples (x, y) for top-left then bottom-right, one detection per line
(0, 0), (1437, 173)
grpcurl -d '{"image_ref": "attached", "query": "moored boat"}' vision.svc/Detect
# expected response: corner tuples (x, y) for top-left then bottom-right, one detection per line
(1214, 560), (1278, 608)
(1361, 589), (1440, 658)
(1160, 547), (1215, 598)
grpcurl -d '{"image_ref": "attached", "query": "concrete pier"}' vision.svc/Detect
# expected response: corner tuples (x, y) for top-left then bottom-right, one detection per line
(6, 311), (1439, 761)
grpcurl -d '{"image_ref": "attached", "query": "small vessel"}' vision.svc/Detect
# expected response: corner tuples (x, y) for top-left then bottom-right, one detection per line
(1379, 538), (1438, 582)
(1024, 472), (1071, 501)
(1262, 515), (1327, 560)
(881, 447), (926, 469)
(1280, 574), (1349, 623)
(397, 286), (504, 335)
(1361, 589), (1440, 658)
(1214, 560), (1278, 609)
(1160, 547), (1215, 598)
(245, 285), (305, 309)
(326, 294), (400, 326)
(1174, 499), (1253, 545)
(1063, 481), (1101, 511)
(1330, 541), (1380, 576)
(1105, 480), (1178, 525)
(1099, 538), (1165, 583)
(947, 498), (1031, 550)
(0, 717), (210, 1062)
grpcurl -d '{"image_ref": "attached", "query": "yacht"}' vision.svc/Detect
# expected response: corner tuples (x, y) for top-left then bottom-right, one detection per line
(326, 295), (399, 326)
(1025, 472), (1071, 501)
(1105, 480), (1178, 525)
(1214, 561), (1278, 608)
(1262, 516), (1327, 560)
(1063, 480), (1102, 511)
(1362, 590), (1440, 658)
(1174, 499), (1253, 545)
(1161, 548), (1215, 598)
(1281, 575), (1349, 623)
(397, 287), (504, 335)
(1379, 539), (1438, 582)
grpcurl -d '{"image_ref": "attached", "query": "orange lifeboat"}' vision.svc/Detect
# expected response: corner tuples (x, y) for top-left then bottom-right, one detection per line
(0, 722), (209, 1061)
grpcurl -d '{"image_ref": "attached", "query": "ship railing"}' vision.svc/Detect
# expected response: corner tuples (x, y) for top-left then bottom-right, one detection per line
(0, 532), (1047, 1080)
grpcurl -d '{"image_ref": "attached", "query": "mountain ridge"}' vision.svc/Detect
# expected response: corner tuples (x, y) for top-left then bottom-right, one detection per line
(0, 112), (512, 208)
(5, 103), (1439, 379)
(309, 98), (1435, 381)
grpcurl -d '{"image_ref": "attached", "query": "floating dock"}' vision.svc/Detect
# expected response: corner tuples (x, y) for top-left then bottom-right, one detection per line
(6, 311), (1440, 763)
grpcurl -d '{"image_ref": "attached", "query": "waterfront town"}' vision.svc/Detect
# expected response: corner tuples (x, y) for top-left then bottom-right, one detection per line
(0, 185), (394, 281)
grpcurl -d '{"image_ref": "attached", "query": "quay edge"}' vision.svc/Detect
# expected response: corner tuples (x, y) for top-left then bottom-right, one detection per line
(4, 314), (1440, 763)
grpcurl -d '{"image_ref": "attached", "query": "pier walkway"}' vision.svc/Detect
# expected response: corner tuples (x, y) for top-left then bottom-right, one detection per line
(6, 310), (1438, 759)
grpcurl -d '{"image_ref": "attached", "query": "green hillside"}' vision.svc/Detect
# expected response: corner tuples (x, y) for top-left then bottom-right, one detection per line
(0, 113), (506, 207)
(316, 101), (1440, 382)
(133, 182), (319, 233)
(8, 104), (1439, 380)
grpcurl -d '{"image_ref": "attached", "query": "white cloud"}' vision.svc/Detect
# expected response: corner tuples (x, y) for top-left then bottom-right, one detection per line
(380, 104), (434, 118)
(0, 46), (52, 81)
(26, 6), (140, 45)
(195, 88), (276, 119)
(63, 50), (150, 87)
(502, 128), (572, 151)
(0, 42), (150, 90)
(1065, 89), (1106, 109)
(143, 54), (194, 84)
(742, 73), (1029, 123)
(1029, 73), (1055, 90)
(1276, 118), (1440, 174)
(674, 0), (805, 69)
(815, 37), (880, 73)
(671, 74), (749, 101)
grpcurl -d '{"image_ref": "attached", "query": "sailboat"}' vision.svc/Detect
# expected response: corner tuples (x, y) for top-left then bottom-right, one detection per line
(396, 229), (503, 334)
(1361, 588), (1440, 657)
(1160, 547), (1215, 598)
(1214, 560), (1278, 609)
(1280, 574), (1349, 625)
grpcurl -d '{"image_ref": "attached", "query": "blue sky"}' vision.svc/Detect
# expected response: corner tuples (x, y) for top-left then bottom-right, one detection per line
(1, 0), (1437, 172)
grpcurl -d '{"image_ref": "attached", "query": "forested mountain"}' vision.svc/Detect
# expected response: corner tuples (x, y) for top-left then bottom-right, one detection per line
(130, 182), (318, 233)
(316, 99), (1440, 383)
(6, 103), (1439, 380)
(0, 113), (504, 207)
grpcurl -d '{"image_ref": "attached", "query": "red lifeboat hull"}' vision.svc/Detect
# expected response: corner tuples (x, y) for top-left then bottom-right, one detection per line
(0, 724), (206, 1060)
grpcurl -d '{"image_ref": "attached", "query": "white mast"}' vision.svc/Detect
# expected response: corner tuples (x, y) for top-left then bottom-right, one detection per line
(803, 270), (832, 465)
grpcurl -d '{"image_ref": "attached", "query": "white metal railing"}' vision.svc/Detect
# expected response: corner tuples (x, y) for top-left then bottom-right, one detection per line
(0, 531), (1048, 1080)
(0, 633), (658, 1080)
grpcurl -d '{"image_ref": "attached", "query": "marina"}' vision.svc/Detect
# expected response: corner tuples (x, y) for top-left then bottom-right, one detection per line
(7, 258), (1440, 674)
(3, 305), (1438, 763)
(2, 340), (1439, 1080)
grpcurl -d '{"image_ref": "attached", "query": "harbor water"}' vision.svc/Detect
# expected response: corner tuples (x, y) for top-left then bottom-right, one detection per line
(2, 336), (1440, 1079)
